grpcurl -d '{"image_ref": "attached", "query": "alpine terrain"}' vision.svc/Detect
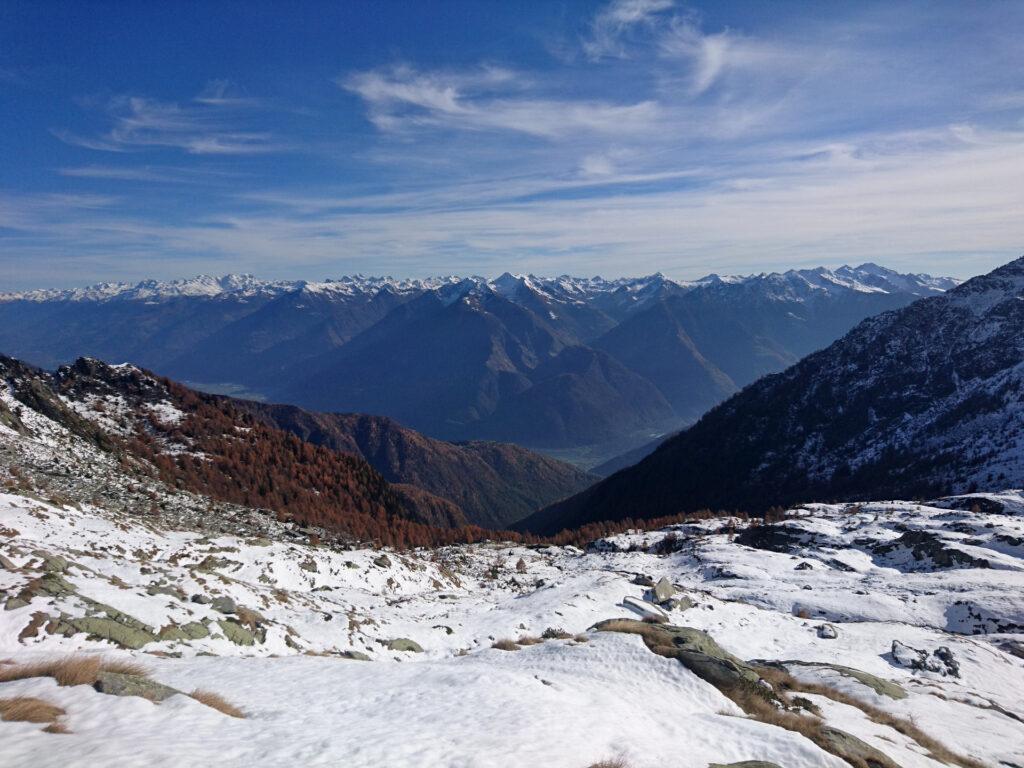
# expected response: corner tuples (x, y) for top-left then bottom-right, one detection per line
(522, 256), (1024, 535)
(0, 265), (957, 463)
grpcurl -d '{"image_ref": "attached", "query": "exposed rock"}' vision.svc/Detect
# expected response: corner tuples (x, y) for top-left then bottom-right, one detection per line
(387, 638), (423, 653)
(873, 530), (990, 571)
(69, 617), (157, 649)
(218, 619), (256, 646)
(373, 554), (392, 568)
(816, 725), (900, 768)
(190, 594), (211, 604)
(817, 623), (838, 640)
(1001, 639), (1024, 660)
(31, 550), (69, 573)
(652, 577), (675, 604)
(631, 574), (655, 587)
(709, 762), (783, 768)
(158, 621), (209, 642)
(773, 660), (907, 700)
(211, 596), (237, 614)
(593, 619), (763, 693)
(340, 650), (371, 661)
(794, 561), (813, 570)
(891, 640), (960, 677)
(94, 671), (181, 702)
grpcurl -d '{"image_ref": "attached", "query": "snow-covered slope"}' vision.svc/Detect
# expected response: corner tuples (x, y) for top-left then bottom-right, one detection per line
(1, 384), (1022, 768)
(1, 491), (1022, 767)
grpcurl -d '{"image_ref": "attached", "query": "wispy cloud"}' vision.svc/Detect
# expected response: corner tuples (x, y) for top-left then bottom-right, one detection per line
(342, 65), (660, 139)
(583, 0), (675, 60)
(53, 83), (281, 155)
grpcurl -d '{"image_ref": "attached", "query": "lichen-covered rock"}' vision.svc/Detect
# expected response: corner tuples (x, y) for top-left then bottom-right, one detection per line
(387, 638), (423, 653)
(31, 550), (69, 573)
(340, 650), (371, 660)
(69, 617), (157, 649)
(218, 619), (256, 646)
(211, 596), (237, 614)
(777, 660), (906, 700)
(94, 671), (181, 702)
(158, 621), (209, 642)
(592, 619), (762, 691)
(816, 725), (900, 768)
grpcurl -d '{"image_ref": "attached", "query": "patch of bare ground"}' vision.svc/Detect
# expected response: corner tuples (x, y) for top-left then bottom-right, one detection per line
(491, 639), (520, 651)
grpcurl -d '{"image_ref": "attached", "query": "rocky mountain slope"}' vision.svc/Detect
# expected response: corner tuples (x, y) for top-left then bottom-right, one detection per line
(0, 265), (957, 460)
(0, 355), (486, 545)
(522, 257), (1024, 535)
(232, 401), (594, 529)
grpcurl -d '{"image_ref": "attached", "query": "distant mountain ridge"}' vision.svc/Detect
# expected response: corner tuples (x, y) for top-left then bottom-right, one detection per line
(519, 256), (1024, 535)
(0, 264), (959, 460)
(0, 264), (959, 304)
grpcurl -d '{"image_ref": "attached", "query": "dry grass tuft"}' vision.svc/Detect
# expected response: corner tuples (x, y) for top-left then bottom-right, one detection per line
(491, 639), (521, 651)
(753, 665), (984, 768)
(641, 614), (668, 624)
(572, 633), (590, 643)
(587, 759), (629, 768)
(190, 689), (245, 718)
(515, 635), (544, 646)
(0, 655), (148, 687)
(42, 721), (71, 734)
(0, 696), (65, 724)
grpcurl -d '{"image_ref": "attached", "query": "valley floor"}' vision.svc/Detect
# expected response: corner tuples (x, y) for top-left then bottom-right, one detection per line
(1, 491), (1023, 767)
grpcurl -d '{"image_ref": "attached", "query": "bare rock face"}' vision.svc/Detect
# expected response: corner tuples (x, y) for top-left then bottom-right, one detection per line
(891, 640), (961, 677)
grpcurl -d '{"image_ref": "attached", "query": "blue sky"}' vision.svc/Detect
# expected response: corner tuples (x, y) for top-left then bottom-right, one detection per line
(2, 0), (1023, 289)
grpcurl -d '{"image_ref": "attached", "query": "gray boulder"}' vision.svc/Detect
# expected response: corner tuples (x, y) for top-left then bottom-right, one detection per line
(652, 577), (675, 604)
(210, 596), (237, 614)
(387, 638), (423, 653)
(94, 671), (181, 702)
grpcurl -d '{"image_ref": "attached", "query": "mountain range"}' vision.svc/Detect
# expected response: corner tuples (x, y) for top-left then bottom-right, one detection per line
(520, 256), (1024, 535)
(0, 264), (958, 463)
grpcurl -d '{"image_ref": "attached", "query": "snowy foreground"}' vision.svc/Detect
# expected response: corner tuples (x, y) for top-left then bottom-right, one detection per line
(1, 493), (1024, 767)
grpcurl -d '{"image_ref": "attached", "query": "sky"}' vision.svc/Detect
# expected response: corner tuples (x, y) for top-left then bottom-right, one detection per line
(1, 0), (1023, 289)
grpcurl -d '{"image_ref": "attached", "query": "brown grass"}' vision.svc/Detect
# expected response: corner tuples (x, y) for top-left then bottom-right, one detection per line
(641, 614), (668, 624)
(594, 619), (976, 768)
(0, 656), (148, 687)
(515, 635), (544, 646)
(587, 759), (629, 768)
(572, 633), (590, 643)
(755, 665), (984, 768)
(491, 639), (520, 651)
(190, 689), (245, 718)
(42, 721), (71, 734)
(0, 696), (65, 724)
